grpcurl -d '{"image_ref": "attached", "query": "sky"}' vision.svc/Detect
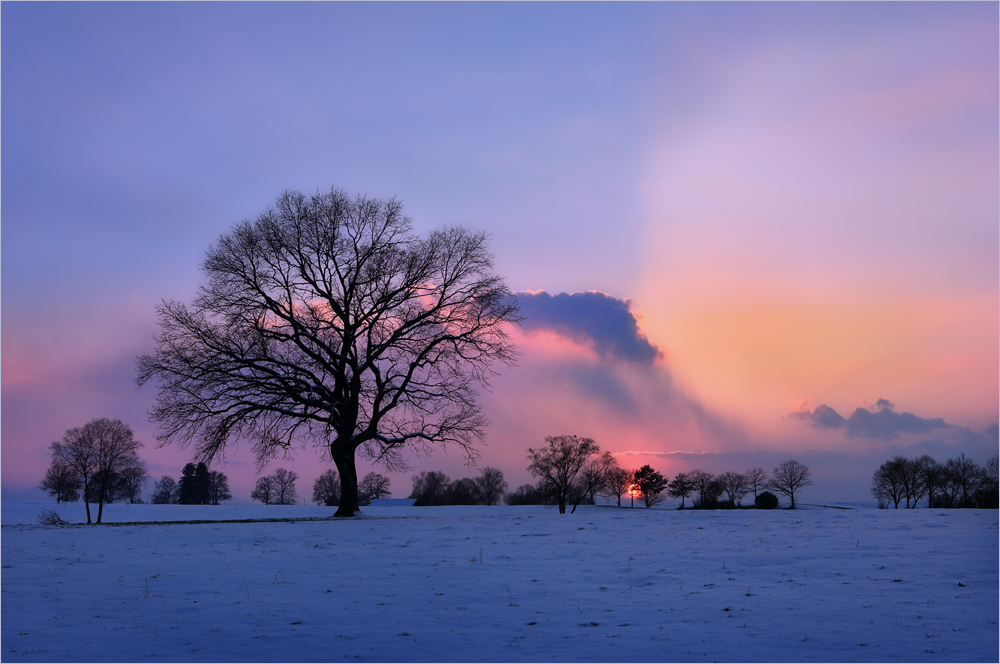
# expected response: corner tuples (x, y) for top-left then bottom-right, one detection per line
(3, 2), (997, 504)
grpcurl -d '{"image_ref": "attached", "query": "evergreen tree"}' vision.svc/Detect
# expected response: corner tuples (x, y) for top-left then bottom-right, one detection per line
(178, 463), (211, 504)
(177, 463), (198, 504)
(194, 462), (211, 504)
(632, 464), (669, 508)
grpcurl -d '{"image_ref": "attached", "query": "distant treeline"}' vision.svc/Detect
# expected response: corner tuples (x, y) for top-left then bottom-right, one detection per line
(408, 468), (509, 506)
(509, 436), (812, 511)
(871, 453), (998, 509)
(384, 437), (814, 512)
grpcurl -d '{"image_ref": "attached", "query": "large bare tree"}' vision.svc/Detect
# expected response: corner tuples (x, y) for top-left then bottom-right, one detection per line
(138, 188), (519, 516)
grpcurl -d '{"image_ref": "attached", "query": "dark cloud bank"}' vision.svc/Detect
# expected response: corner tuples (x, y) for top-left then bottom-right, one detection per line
(793, 398), (951, 440)
(504, 289), (745, 447)
(514, 290), (661, 365)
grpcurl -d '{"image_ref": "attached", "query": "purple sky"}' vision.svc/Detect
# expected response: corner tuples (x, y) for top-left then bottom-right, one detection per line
(3, 2), (997, 503)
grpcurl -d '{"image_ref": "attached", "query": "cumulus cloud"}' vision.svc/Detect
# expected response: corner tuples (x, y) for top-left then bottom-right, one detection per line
(791, 398), (948, 440)
(482, 290), (750, 461)
(514, 290), (661, 365)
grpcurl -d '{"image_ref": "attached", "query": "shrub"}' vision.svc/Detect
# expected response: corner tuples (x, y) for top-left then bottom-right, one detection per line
(37, 509), (69, 525)
(755, 491), (779, 510)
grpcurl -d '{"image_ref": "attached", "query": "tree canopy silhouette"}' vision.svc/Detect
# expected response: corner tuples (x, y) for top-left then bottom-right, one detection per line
(50, 418), (143, 524)
(137, 187), (519, 516)
(527, 435), (600, 514)
(769, 460), (812, 509)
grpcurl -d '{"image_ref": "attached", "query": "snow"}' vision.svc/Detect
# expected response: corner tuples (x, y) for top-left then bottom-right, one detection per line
(2, 500), (996, 662)
(369, 499), (418, 507)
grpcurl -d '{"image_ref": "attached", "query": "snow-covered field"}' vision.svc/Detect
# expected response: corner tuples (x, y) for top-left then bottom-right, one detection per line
(2, 500), (996, 662)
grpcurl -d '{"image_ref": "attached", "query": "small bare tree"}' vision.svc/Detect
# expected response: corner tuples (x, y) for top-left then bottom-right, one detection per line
(745, 467), (769, 500)
(599, 453), (630, 507)
(151, 476), (178, 504)
(359, 472), (391, 505)
(898, 458), (925, 508)
(40, 461), (81, 503)
(688, 469), (716, 507)
(49, 434), (97, 522)
(137, 187), (520, 517)
(943, 453), (980, 507)
(667, 472), (694, 508)
(915, 455), (942, 508)
(871, 457), (906, 508)
(475, 467), (507, 506)
(527, 435), (600, 514)
(769, 460), (812, 509)
(445, 477), (480, 505)
(409, 471), (452, 506)
(569, 457), (608, 512)
(117, 460), (149, 504)
(717, 471), (749, 507)
(251, 476), (275, 505)
(272, 468), (299, 505)
(313, 469), (342, 506)
(208, 471), (232, 504)
(980, 454), (999, 508)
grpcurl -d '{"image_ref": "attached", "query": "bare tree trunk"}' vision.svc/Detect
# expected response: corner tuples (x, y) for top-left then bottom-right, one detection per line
(83, 479), (92, 524)
(332, 445), (359, 517)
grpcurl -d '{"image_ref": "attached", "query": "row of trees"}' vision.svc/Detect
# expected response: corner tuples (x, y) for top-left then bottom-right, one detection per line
(40, 418), (147, 524)
(406, 468), (508, 506)
(311, 469), (392, 507)
(313, 466), (509, 507)
(150, 462), (232, 505)
(521, 435), (814, 513)
(871, 453), (998, 509)
(664, 462), (811, 509)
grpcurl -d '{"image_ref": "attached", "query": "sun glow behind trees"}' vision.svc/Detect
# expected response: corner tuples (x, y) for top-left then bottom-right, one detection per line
(1, 3), (996, 500)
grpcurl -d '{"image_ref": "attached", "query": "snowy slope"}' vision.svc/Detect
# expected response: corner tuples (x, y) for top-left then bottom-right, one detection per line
(1, 502), (996, 662)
